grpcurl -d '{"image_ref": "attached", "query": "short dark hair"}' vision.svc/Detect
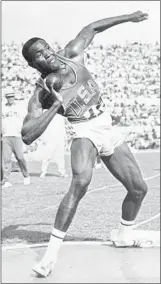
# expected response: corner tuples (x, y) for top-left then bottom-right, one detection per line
(22, 37), (44, 62)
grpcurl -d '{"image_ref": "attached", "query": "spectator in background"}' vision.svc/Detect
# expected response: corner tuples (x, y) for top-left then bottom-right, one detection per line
(1, 41), (160, 151)
(2, 88), (30, 187)
(36, 114), (68, 178)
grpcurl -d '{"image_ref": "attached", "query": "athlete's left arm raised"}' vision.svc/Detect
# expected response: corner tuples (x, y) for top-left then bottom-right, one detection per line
(65, 11), (148, 57)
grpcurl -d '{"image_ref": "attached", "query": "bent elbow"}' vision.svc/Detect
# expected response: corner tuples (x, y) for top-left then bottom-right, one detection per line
(21, 128), (31, 145)
(22, 137), (30, 145)
(22, 135), (32, 145)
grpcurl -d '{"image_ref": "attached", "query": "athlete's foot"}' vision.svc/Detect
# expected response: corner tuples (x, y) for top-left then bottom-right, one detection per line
(111, 231), (154, 248)
(113, 236), (135, 247)
(113, 238), (154, 248)
(24, 176), (30, 185)
(33, 261), (55, 277)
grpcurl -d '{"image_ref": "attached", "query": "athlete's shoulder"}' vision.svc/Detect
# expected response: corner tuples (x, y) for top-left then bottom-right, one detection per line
(57, 49), (66, 57)
(58, 47), (84, 64)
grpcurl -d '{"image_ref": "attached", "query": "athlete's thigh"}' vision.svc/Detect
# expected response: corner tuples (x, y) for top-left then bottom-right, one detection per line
(13, 137), (24, 160)
(71, 138), (97, 176)
(101, 142), (144, 189)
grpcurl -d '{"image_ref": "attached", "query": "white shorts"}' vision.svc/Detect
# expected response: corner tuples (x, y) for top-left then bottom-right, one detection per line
(71, 111), (125, 156)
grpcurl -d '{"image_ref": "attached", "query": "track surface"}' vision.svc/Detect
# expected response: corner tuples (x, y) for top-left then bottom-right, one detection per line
(2, 151), (160, 283)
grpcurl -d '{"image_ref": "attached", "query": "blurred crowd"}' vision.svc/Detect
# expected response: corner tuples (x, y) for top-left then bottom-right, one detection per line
(1, 41), (160, 150)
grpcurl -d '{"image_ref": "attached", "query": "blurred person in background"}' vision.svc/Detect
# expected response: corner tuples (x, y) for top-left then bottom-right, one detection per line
(38, 113), (68, 178)
(2, 88), (30, 187)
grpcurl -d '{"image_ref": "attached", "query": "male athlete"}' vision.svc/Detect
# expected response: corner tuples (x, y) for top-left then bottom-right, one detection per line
(21, 11), (149, 277)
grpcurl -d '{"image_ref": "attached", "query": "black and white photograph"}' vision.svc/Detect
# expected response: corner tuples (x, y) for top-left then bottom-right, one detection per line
(1, 1), (160, 283)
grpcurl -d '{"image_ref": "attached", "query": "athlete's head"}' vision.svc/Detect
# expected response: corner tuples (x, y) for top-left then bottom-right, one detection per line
(22, 38), (58, 74)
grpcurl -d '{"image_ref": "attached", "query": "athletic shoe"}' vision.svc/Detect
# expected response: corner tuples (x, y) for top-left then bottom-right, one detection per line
(2, 182), (12, 188)
(110, 229), (158, 248)
(113, 238), (154, 248)
(24, 176), (30, 185)
(40, 172), (46, 179)
(33, 261), (54, 277)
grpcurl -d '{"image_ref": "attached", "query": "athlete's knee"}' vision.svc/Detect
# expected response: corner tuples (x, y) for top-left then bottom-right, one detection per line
(131, 179), (148, 201)
(72, 171), (92, 199)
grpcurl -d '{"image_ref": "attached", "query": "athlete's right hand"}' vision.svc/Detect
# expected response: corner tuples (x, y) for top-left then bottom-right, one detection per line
(130, 11), (148, 23)
(45, 73), (63, 104)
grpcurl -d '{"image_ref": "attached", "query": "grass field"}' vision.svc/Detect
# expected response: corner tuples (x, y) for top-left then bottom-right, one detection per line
(2, 150), (160, 246)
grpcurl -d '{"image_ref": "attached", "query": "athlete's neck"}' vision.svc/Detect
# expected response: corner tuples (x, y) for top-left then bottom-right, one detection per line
(41, 62), (67, 79)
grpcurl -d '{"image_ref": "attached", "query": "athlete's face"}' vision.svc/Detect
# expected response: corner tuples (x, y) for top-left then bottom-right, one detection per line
(28, 40), (58, 74)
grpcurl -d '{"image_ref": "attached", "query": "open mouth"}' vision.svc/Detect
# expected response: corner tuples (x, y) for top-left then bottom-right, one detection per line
(47, 56), (55, 64)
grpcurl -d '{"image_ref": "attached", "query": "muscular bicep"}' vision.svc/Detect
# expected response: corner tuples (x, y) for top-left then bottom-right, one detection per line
(65, 25), (96, 58)
(23, 106), (42, 125)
